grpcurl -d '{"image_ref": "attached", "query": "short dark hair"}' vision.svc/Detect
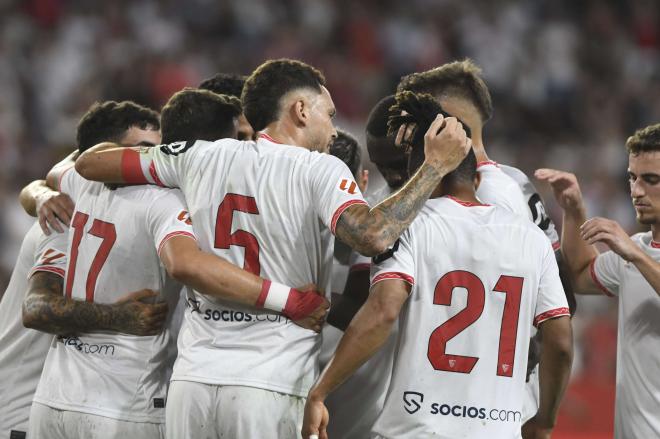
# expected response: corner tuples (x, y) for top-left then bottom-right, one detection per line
(76, 101), (160, 153)
(199, 73), (246, 98)
(242, 59), (326, 132)
(330, 129), (362, 178)
(161, 88), (242, 144)
(626, 123), (660, 155)
(366, 95), (396, 139)
(398, 59), (493, 124)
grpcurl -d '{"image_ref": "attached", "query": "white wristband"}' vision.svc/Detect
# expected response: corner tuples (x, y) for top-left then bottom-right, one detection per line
(264, 282), (290, 312)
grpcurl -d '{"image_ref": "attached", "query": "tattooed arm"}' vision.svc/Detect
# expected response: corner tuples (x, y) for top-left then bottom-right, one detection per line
(336, 115), (469, 256)
(22, 272), (168, 336)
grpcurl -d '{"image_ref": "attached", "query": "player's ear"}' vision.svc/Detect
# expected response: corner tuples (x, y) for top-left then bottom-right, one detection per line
(473, 171), (482, 191)
(291, 98), (308, 127)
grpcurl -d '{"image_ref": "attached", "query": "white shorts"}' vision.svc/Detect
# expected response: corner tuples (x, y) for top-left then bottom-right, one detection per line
(28, 402), (164, 439)
(522, 365), (540, 423)
(166, 380), (305, 439)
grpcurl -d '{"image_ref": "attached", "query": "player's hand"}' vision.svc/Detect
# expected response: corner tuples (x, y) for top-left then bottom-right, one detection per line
(36, 191), (75, 235)
(535, 168), (584, 214)
(394, 110), (417, 153)
(288, 284), (329, 333)
(422, 114), (470, 176)
(113, 289), (169, 336)
(301, 396), (329, 439)
(580, 217), (643, 262)
(358, 169), (369, 193)
(521, 415), (553, 439)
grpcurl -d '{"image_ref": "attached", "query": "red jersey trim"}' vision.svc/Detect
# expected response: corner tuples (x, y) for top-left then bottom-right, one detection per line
(57, 165), (75, 192)
(444, 195), (491, 207)
(330, 199), (368, 234)
(552, 241), (561, 251)
(258, 133), (282, 144)
(651, 240), (660, 249)
(121, 149), (149, 184)
(29, 265), (66, 279)
(349, 263), (371, 273)
(477, 160), (499, 168)
(533, 307), (570, 327)
(589, 258), (615, 297)
(372, 271), (415, 286)
(157, 231), (197, 256)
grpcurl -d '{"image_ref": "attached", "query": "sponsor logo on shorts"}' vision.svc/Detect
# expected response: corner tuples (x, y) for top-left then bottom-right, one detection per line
(185, 297), (291, 324)
(402, 390), (522, 423)
(58, 336), (116, 356)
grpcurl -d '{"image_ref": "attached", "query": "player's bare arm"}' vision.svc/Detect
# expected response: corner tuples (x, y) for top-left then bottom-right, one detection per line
(535, 168), (603, 294)
(303, 279), (410, 438)
(22, 272), (168, 336)
(160, 235), (329, 332)
(335, 115), (470, 256)
(581, 216), (660, 294)
(522, 315), (573, 439)
(19, 179), (75, 235)
(74, 142), (133, 183)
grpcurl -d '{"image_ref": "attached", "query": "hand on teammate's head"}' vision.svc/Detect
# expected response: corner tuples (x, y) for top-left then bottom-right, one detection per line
(535, 168), (585, 213)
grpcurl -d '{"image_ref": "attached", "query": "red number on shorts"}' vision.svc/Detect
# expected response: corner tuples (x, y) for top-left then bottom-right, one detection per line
(427, 271), (523, 377)
(214, 194), (260, 275)
(65, 212), (117, 302)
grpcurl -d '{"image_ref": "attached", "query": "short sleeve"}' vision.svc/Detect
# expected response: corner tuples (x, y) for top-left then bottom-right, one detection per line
(370, 232), (415, 290)
(476, 162), (531, 220)
(59, 167), (87, 203)
(533, 240), (570, 327)
(590, 251), (621, 297)
(29, 230), (69, 279)
(309, 154), (368, 234)
(120, 141), (203, 188)
(146, 189), (197, 255)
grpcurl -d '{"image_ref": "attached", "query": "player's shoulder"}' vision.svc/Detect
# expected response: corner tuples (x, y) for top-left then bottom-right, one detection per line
(498, 164), (530, 183)
(631, 230), (654, 247)
(116, 184), (186, 208)
(158, 138), (242, 157)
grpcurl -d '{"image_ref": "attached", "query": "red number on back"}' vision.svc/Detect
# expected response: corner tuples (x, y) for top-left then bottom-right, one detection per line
(428, 270), (485, 373)
(65, 212), (117, 302)
(427, 271), (524, 377)
(214, 194), (261, 275)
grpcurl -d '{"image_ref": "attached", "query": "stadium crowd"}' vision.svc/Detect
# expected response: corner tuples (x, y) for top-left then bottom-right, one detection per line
(1, 0), (659, 437)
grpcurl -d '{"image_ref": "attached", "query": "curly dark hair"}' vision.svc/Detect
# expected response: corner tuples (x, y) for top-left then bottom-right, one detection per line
(76, 101), (160, 153)
(199, 73), (247, 98)
(388, 91), (476, 185)
(241, 59), (326, 132)
(397, 59), (493, 124)
(626, 123), (660, 155)
(329, 129), (362, 178)
(161, 88), (242, 144)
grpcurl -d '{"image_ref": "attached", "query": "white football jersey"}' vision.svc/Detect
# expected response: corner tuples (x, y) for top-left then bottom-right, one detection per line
(128, 134), (366, 397)
(33, 169), (192, 423)
(591, 231), (660, 439)
(370, 196), (569, 439)
(499, 164), (560, 249)
(0, 223), (67, 435)
(476, 162), (531, 222)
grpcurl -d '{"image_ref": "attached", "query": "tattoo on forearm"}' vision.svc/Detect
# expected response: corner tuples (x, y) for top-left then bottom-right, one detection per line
(336, 163), (442, 253)
(22, 273), (140, 335)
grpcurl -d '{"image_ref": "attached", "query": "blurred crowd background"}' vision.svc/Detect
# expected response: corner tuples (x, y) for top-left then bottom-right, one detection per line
(1, 0), (659, 436)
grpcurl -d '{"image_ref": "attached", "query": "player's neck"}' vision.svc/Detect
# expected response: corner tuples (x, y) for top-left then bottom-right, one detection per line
(471, 136), (489, 163)
(652, 224), (660, 242)
(433, 183), (479, 204)
(260, 122), (308, 150)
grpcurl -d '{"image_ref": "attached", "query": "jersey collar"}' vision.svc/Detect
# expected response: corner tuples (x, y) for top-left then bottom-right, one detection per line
(444, 195), (491, 207)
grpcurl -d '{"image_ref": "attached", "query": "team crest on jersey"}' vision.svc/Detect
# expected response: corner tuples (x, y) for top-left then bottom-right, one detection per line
(337, 178), (358, 195)
(177, 210), (193, 225)
(160, 140), (194, 156)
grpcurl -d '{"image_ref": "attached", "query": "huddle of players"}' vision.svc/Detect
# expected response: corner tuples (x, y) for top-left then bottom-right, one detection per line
(0, 57), (657, 439)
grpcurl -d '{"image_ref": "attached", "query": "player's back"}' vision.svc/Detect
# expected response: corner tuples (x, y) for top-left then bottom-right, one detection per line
(34, 173), (187, 423)
(148, 135), (366, 396)
(372, 196), (568, 439)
